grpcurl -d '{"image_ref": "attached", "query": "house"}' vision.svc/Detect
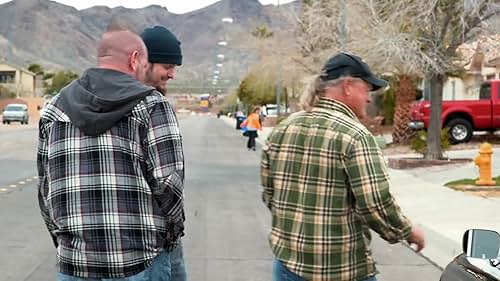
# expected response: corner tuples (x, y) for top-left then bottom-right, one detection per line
(0, 60), (36, 97)
(439, 35), (500, 101)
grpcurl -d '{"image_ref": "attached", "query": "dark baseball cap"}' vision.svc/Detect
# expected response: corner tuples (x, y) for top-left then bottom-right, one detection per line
(320, 53), (388, 91)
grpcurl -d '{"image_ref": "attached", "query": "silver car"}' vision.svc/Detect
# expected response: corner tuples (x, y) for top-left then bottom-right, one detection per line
(2, 103), (29, 124)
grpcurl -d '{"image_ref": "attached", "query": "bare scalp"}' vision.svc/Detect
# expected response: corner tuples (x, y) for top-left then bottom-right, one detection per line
(97, 30), (147, 66)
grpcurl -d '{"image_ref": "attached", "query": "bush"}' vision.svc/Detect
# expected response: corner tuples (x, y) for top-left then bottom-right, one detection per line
(0, 85), (16, 98)
(410, 129), (450, 155)
(44, 70), (78, 96)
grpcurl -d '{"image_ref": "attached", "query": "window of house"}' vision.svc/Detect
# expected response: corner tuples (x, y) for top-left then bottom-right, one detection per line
(0, 71), (15, 84)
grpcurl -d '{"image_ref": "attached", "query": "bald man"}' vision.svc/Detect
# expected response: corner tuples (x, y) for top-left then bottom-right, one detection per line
(37, 30), (184, 281)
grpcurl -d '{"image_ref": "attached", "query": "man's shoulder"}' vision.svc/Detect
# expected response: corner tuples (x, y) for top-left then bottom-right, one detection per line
(134, 90), (173, 113)
(269, 110), (373, 143)
(40, 94), (70, 123)
(142, 90), (169, 106)
(312, 107), (372, 141)
(334, 115), (372, 140)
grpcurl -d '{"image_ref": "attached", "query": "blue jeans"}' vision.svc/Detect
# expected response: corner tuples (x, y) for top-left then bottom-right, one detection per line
(272, 259), (377, 281)
(170, 242), (187, 281)
(57, 250), (171, 281)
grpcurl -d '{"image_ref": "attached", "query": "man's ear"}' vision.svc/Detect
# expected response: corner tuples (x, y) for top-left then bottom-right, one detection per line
(342, 79), (352, 96)
(129, 50), (139, 71)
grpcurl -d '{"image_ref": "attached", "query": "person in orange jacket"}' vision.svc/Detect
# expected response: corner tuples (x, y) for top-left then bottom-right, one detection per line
(241, 106), (262, 151)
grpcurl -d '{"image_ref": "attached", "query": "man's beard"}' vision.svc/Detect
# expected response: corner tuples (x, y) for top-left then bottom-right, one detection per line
(145, 66), (167, 95)
(156, 83), (167, 95)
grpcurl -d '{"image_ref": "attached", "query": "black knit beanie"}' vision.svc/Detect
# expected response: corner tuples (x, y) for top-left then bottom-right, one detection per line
(141, 26), (183, 66)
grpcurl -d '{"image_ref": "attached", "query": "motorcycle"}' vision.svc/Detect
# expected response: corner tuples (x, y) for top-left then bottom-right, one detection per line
(440, 229), (500, 281)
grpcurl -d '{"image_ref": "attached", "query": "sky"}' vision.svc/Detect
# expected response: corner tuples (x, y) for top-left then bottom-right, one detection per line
(0, 0), (295, 14)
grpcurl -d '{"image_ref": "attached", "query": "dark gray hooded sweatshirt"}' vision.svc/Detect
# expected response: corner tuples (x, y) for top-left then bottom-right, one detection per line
(58, 68), (154, 136)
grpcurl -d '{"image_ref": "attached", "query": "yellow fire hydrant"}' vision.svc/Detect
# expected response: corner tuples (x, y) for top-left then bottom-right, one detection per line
(474, 142), (495, 186)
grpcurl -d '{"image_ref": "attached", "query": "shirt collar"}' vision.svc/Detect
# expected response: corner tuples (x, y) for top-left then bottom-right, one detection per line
(315, 97), (359, 121)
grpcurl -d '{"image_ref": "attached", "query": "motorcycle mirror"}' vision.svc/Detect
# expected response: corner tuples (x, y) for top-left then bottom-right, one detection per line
(462, 229), (500, 259)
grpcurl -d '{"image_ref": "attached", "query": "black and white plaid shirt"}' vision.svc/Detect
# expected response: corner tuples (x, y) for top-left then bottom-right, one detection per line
(37, 92), (184, 278)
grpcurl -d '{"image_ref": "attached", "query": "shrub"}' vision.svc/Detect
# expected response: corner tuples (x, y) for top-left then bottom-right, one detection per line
(0, 85), (16, 98)
(410, 128), (450, 155)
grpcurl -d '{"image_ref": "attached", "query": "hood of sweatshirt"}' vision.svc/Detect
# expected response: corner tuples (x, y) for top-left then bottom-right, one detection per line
(57, 68), (154, 136)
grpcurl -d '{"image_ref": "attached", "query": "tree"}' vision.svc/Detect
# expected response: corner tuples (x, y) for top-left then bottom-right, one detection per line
(294, 1), (422, 143)
(422, 1), (499, 160)
(44, 70), (78, 96)
(294, 0), (341, 74)
(358, 0), (500, 159)
(246, 22), (305, 111)
(237, 71), (276, 106)
(27, 63), (45, 76)
(348, 1), (437, 144)
(295, 0), (500, 157)
(251, 25), (274, 62)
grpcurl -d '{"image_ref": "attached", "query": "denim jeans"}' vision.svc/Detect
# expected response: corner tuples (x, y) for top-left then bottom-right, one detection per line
(272, 259), (378, 281)
(56, 250), (171, 281)
(170, 242), (187, 281)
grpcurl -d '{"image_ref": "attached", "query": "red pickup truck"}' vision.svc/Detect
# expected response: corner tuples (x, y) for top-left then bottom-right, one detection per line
(409, 79), (500, 144)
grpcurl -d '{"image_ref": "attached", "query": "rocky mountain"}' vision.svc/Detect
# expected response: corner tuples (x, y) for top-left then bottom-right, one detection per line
(0, 0), (299, 87)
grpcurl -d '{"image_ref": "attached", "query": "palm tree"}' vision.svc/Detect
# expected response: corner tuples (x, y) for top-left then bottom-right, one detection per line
(391, 75), (417, 143)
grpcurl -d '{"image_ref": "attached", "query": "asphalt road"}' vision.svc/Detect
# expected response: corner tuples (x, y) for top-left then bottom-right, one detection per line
(0, 117), (443, 281)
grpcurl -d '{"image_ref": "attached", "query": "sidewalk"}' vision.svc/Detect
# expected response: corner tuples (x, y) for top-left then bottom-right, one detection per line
(220, 115), (500, 269)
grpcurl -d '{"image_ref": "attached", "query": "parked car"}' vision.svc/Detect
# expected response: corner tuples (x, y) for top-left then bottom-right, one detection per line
(408, 79), (500, 144)
(440, 229), (500, 281)
(2, 103), (29, 125)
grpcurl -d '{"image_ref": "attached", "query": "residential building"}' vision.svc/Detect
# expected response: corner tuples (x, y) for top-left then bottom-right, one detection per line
(0, 60), (36, 97)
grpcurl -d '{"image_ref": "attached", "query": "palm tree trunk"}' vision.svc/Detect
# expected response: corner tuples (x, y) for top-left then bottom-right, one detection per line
(392, 75), (416, 143)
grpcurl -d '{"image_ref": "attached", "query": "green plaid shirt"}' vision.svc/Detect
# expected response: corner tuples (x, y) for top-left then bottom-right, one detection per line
(261, 98), (412, 281)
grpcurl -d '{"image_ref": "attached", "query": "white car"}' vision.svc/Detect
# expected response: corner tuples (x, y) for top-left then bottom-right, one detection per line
(2, 103), (29, 125)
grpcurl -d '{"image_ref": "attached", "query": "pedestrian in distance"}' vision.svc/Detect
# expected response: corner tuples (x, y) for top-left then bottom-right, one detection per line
(37, 29), (185, 281)
(261, 52), (425, 281)
(141, 25), (188, 281)
(241, 106), (262, 151)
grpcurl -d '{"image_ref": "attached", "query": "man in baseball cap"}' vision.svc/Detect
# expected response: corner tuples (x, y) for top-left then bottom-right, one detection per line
(261, 53), (424, 281)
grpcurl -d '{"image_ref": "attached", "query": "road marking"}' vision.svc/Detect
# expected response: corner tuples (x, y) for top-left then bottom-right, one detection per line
(9, 185), (16, 188)
(19, 181), (25, 185)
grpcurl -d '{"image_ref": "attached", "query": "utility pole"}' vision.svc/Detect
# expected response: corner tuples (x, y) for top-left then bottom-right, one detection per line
(276, 0), (282, 117)
(338, 0), (346, 51)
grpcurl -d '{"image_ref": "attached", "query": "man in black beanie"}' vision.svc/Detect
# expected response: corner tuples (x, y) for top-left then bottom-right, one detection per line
(141, 25), (187, 281)
(142, 25), (183, 95)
